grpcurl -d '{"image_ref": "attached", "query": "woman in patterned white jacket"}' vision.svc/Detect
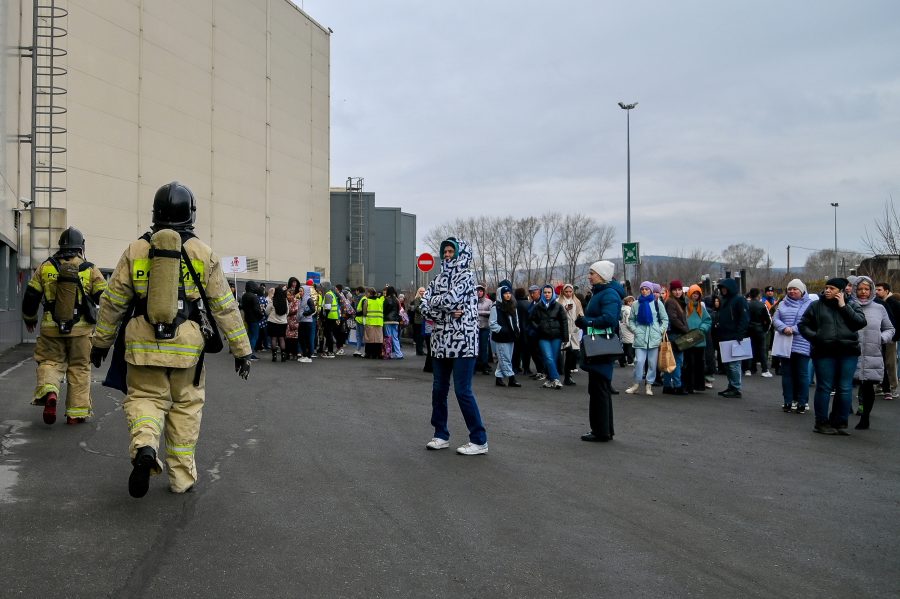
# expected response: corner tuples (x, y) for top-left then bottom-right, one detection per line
(420, 237), (488, 456)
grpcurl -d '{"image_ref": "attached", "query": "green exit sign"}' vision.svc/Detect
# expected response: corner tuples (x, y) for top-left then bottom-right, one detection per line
(622, 242), (640, 265)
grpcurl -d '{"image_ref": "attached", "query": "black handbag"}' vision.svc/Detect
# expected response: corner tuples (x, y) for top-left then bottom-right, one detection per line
(580, 327), (623, 363)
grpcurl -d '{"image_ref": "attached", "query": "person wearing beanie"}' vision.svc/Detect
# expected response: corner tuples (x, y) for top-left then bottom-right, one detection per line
(574, 260), (625, 442)
(525, 284), (546, 380)
(489, 283), (522, 388)
(799, 277), (866, 434)
(744, 288), (774, 378)
(715, 278), (750, 398)
(618, 295), (636, 368)
(850, 276), (894, 430)
(626, 281), (668, 396)
(662, 280), (690, 395)
(420, 238), (489, 455)
(773, 279), (814, 413)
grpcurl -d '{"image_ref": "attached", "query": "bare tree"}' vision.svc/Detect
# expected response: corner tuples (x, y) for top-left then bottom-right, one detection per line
(721, 243), (765, 270)
(592, 223), (616, 261)
(804, 249), (867, 280)
(863, 197), (900, 255)
(517, 216), (541, 287)
(539, 212), (564, 283)
(494, 216), (525, 286)
(559, 214), (596, 285)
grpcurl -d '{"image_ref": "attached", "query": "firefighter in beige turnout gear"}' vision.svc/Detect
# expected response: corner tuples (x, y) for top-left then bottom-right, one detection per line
(91, 182), (252, 498)
(22, 227), (107, 425)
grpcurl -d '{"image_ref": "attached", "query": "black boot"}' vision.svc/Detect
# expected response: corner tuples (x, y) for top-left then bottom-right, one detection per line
(129, 446), (156, 498)
(272, 347), (278, 362)
(495, 377), (507, 387)
(508, 376), (522, 388)
(281, 349), (287, 362)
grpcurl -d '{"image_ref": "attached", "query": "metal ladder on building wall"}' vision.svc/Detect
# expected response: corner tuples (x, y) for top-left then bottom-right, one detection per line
(347, 177), (366, 287)
(18, 0), (68, 266)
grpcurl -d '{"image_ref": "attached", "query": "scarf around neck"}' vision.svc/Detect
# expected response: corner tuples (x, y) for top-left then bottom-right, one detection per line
(637, 293), (655, 325)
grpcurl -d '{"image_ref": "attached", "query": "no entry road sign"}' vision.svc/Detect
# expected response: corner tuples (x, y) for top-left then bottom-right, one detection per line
(417, 253), (435, 272)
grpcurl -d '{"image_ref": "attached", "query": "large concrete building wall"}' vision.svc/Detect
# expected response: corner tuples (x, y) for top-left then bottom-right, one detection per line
(0, 0), (25, 351)
(27, 0), (330, 278)
(1, 0), (329, 352)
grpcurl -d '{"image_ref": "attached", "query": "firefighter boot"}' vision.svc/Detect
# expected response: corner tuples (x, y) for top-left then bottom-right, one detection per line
(129, 446), (157, 498)
(42, 392), (58, 425)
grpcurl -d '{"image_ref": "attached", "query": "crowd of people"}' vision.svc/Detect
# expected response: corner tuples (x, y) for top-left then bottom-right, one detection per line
(236, 264), (900, 441)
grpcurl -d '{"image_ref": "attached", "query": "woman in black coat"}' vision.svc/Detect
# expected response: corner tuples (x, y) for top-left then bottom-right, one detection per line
(530, 285), (568, 389)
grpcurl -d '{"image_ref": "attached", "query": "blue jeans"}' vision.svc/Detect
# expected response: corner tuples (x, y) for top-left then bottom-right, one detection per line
(246, 321), (260, 354)
(493, 342), (515, 377)
(354, 324), (365, 352)
(384, 323), (403, 358)
(724, 360), (742, 391)
(538, 338), (563, 380)
(663, 350), (684, 388)
(633, 347), (659, 384)
(813, 355), (858, 425)
(431, 357), (487, 445)
(781, 353), (811, 407)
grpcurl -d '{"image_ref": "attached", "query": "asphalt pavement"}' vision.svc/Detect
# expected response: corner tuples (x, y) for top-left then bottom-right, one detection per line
(1, 342), (899, 598)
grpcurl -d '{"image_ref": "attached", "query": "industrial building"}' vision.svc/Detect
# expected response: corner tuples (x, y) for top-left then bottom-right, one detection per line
(329, 179), (417, 292)
(0, 0), (330, 351)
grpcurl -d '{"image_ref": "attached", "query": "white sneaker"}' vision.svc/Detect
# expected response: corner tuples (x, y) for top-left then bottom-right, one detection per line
(298, 356), (312, 363)
(535, 373), (547, 381)
(323, 353), (335, 359)
(645, 383), (654, 396)
(353, 351), (363, 356)
(542, 380), (554, 388)
(761, 371), (773, 378)
(744, 370), (752, 376)
(426, 438), (449, 450)
(456, 442), (488, 455)
(704, 382), (714, 389)
(551, 379), (563, 389)
(625, 384), (639, 394)
(336, 349), (345, 356)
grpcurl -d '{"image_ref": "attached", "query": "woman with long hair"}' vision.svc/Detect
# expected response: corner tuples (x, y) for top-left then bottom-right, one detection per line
(558, 284), (584, 386)
(266, 285), (289, 362)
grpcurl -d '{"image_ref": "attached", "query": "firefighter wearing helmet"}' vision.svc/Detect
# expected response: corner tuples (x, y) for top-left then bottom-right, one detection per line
(91, 182), (252, 498)
(21, 227), (107, 425)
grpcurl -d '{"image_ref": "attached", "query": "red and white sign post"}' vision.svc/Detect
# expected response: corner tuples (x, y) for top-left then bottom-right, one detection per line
(417, 253), (435, 272)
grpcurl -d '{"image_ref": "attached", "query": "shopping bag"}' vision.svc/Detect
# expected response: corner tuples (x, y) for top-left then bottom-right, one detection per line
(771, 331), (793, 358)
(658, 332), (676, 373)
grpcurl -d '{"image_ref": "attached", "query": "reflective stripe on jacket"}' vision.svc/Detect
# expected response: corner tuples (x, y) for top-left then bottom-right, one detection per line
(26, 256), (107, 337)
(94, 235), (251, 367)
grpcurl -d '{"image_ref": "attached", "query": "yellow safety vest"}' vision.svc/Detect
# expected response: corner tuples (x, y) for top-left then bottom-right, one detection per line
(356, 297), (366, 325)
(367, 296), (384, 327)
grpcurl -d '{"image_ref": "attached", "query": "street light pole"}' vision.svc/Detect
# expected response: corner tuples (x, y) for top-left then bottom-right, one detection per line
(619, 101), (638, 288)
(830, 202), (839, 277)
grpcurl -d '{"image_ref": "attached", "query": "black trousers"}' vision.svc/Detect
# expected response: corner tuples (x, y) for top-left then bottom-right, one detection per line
(683, 346), (706, 392)
(588, 372), (614, 438)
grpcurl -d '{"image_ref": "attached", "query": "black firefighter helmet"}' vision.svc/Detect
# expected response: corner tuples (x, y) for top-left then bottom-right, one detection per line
(152, 181), (196, 231)
(57, 227), (85, 253)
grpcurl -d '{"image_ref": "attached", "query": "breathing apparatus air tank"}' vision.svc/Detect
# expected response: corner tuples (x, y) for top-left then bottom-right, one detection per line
(146, 229), (183, 339)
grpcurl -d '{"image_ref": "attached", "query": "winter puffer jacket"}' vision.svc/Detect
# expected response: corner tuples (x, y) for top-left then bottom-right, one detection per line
(619, 304), (635, 344)
(629, 297), (668, 349)
(578, 280), (626, 378)
(798, 295), (867, 359)
(530, 300), (568, 341)
(773, 293), (813, 356)
(852, 277), (895, 381)
(421, 238), (479, 358)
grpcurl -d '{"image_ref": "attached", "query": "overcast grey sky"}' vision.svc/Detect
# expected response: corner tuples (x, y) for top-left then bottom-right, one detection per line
(299, 0), (899, 266)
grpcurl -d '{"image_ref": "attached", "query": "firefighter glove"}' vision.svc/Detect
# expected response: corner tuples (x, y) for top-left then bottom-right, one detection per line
(235, 356), (252, 380)
(90, 346), (110, 368)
